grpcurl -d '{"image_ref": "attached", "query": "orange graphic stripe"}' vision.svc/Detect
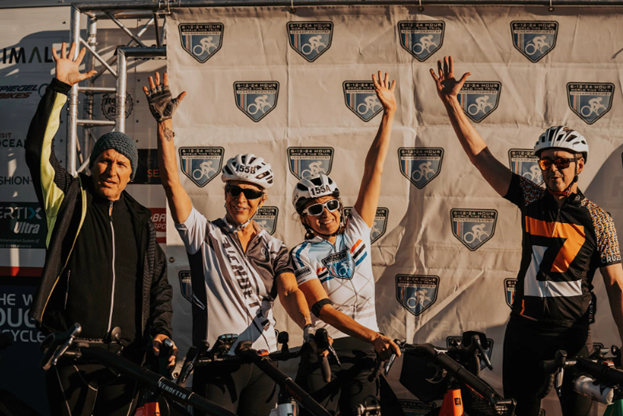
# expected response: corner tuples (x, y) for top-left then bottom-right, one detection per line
(525, 217), (586, 273)
(351, 239), (363, 253)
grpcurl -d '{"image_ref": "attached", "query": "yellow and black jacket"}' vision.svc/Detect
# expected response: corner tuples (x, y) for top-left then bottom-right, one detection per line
(25, 78), (172, 340)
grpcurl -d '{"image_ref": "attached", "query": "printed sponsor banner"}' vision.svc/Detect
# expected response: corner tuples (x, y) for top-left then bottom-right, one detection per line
(0, 83), (47, 100)
(396, 275), (439, 316)
(398, 21), (445, 62)
(505, 278), (517, 308)
(0, 284), (43, 343)
(511, 21), (558, 63)
(287, 22), (333, 62)
(446, 335), (494, 370)
(234, 82), (279, 122)
(343, 81), (382, 122)
(398, 148), (444, 189)
(400, 400), (436, 416)
(0, 132), (23, 148)
(457, 82), (502, 123)
(287, 147), (334, 180)
(567, 83), (615, 125)
(508, 149), (543, 186)
(151, 207), (166, 244)
(179, 147), (225, 187)
(101, 92), (133, 120)
(450, 209), (498, 251)
(179, 23), (224, 63)
(133, 149), (161, 185)
(344, 207), (389, 244)
(255, 206), (278, 235)
(0, 202), (46, 249)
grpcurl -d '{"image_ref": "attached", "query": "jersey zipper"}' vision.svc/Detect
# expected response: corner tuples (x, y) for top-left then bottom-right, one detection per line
(107, 201), (116, 333)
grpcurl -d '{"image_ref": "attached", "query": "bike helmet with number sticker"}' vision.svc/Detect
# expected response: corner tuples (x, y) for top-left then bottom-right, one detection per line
(534, 126), (589, 162)
(221, 153), (274, 189)
(292, 174), (340, 214)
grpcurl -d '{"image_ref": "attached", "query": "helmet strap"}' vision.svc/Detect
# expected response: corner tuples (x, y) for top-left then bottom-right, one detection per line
(546, 154), (578, 198)
(224, 204), (260, 232)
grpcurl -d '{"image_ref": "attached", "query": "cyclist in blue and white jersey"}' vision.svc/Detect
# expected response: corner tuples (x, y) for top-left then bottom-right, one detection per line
(144, 72), (314, 416)
(290, 72), (401, 416)
(431, 56), (623, 416)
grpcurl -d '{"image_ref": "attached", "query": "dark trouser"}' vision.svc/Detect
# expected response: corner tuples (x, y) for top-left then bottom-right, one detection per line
(193, 362), (277, 416)
(46, 361), (139, 416)
(503, 316), (593, 416)
(296, 337), (379, 416)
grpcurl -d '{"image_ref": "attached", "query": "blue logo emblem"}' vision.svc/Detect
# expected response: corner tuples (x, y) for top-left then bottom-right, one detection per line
(446, 336), (494, 371)
(234, 82), (280, 122)
(399, 400), (436, 416)
(457, 82), (502, 123)
(396, 275), (439, 316)
(255, 207), (278, 235)
(287, 22), (333, 62)
(179, 147), (224, 188)
(505, 278), (517, 308)
(343, 81), (382, 122)
(399, 148), (444, 189)
(322, 249), (355, 280)
(508, 149), (543, 186)
(567, 83), (615, 125)
(287, 147), (334, 180)
(511, 21), (558, 63)
(451, 209), (498, 251)
(344, 207), (389, 244)
(179, 23), (224, 63)
(398, 21), (445, 62)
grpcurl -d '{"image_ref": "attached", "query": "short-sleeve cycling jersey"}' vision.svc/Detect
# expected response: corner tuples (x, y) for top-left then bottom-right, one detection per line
(504, 173), (621, 326)
(291, 208), (379, 340)
(175, 207), (294, 352)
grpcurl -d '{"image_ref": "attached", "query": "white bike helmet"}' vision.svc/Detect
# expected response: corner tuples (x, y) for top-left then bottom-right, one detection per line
(534, 126), (589, 162)
(292, 174), (340, 214)
(221, 153), (274, 189)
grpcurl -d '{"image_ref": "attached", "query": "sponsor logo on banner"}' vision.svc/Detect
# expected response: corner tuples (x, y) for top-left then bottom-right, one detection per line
(287, 147), (334, 180)
(343, 81), (383, 122)
(567, 83), (615, 125)
(508, 149), (543, 186)
(234, 82), (279, 122)
(399, 400), (436, 416)
(0, 285), (45, 343)
(398, 148), (444, 189)
(511, 21), (558, 63)
(0, 84), (41, 99)
(101, 92), (133, 120)
(255, 206), (278, 235)
(398, 21), (445, 62)
(344, 207), (388, 244)
(0, 202), (46, 249)
(451, 209), (498, 251)
(447, 336), (494, 370)
(457, 82), (502, 123)
(179, 147), (225, 188)
(287, 22), (333, 62)
(0, 176), (32, 186)
(151, 208), (166, 244)
(179, 23), (224, 63)
(505, 278), (517, 308)
(396, 275), (439, 316)
(133, 149), (161, 185)
(1, 45), (55, 65)
(179, 270), (193, 304)
(0, 133), (22, 148)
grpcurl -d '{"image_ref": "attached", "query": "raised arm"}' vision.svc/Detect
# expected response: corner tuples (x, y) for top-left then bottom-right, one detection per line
(353, 72), (396, 227)
(143, 72), (192, 223)
(430, 56), (512, 196)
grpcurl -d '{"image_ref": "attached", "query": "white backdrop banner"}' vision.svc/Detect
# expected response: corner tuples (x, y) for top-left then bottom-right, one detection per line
(165, 5), (623, 415)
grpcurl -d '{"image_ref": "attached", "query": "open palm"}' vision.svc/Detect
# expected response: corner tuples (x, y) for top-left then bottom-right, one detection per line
(372, 71), (397, 113)
(430, 56), (470, 103)
(52, 42), (96, 86)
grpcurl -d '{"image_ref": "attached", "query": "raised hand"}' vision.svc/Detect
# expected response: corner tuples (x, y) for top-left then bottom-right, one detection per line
(372, 71), (397, 113)
(430, 56), (471, 104)
(52, 42), (97, 86)
(143, 72), (187, 123)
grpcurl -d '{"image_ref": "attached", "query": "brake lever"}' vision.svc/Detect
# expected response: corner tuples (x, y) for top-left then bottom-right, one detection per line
(43, 323), (82, 371)
(472, 335), (493, 370)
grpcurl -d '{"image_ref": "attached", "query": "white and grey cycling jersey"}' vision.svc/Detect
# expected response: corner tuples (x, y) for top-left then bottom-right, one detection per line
(291, 208), (379, 340)
(175, 207), (294, 352)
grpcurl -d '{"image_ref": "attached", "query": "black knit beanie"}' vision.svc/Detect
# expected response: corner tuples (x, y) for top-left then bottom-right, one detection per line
(89, 132), (138, 180)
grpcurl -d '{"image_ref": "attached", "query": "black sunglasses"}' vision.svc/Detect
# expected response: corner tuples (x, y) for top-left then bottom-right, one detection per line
(302, 199), (341, 216)
(538, 157), (576, 171)
(226, 184), (264, 200)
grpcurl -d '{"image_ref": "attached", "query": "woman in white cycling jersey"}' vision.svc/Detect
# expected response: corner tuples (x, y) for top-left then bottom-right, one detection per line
(290, 72), (401, 416)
